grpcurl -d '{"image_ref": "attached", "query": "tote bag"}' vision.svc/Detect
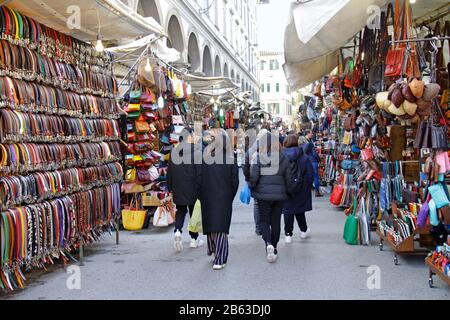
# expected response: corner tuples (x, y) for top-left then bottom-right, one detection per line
(188, 200), (203, 234)
(343, 197), (359, 245)
(153, 206), (169, 227)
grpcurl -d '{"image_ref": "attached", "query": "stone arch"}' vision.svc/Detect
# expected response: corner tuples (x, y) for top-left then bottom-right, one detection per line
(223, 63), (229, 78)
(230, 69), (235, 82)
(214, 55), (221, 77)
(187, 33), (201, 72)
(137, 0), (161, 24)
(202, 46), (213, 76)
(167, 15), (184, 53)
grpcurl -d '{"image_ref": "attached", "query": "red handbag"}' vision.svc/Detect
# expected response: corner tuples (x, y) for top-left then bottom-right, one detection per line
(361, 148), (374, 161)
(330, 185), (344, 206)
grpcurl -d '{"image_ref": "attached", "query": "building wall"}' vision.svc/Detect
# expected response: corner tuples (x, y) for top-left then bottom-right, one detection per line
(259, 51), (295, 124)
(120, 0), (260, 100)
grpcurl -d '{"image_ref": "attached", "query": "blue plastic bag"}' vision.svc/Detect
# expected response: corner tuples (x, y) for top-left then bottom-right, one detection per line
(240, 184), (251, 205)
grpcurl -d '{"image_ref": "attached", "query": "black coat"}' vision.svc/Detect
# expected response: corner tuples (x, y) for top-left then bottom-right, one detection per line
(167, 143), (199, 206)
(198, 155), (239, 234)
(249, 153), (294, 202)
(282, 147), (314, 214)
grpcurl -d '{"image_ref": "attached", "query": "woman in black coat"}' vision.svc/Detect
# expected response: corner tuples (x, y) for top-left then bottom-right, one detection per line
(167, 132), (202, 252)
(198, 129), (239, 270)
(249, 132), (294, 263)
(282, 134), (314, 244)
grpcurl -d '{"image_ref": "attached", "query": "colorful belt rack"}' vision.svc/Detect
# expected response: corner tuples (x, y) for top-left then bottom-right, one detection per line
(0, 5), (122, 292)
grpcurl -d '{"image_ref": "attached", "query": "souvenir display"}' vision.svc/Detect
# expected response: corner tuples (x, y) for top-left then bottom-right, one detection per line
(0, 5), (122, 292)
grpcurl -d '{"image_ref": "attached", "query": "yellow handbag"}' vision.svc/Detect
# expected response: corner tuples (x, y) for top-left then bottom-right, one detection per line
(121, 198), (146, 231)
(125, 168), (136, 182)
(127, 104), (141, 112)
(343, 131), (352, 145)
(142, 192), (161, 207)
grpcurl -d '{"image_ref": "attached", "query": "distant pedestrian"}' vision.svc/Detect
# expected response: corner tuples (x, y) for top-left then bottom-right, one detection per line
(198, 129), (239, 270)
(249, 132), (294, 263)
(305, 130), (323, 197)
(168, 131), (202, 252)
(282, 134), (314, 243)
(242, 129), (269, 236)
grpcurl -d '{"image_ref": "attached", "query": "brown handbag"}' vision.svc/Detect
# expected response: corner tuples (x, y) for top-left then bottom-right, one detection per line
(135, 120), (150, 133)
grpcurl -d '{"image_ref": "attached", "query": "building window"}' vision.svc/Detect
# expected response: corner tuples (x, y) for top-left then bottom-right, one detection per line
(260, 62), (264, 71)
(261, 84), (265, 93)
(269, 59), (279, 70)
(276, 83), (280, 93)
(287, 104), (292, 116)
(266, 83), (270, 93)
(268, 103), (280, 115)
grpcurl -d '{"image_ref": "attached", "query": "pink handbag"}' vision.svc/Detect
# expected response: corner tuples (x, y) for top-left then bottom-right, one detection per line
(436, 151), (450, 174)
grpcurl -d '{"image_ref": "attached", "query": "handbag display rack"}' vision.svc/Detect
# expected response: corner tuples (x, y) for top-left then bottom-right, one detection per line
(121, 54), (192, 230)
(426, 242), (450, 288)
(0, 5), (122, 292)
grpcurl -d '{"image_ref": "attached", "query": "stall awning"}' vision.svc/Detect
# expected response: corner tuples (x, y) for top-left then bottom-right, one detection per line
(7, 0), (166, 42)
(283, 0), (450, 91)
(187, 75), (238, 96)
(283, 0), (388, 90)
(107, 34), (181, 64)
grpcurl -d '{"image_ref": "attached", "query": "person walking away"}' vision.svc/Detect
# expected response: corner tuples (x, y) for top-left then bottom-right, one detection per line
(167, 130), (203, 252)
(282, 134), (314, 243)
(242, 129), (269, 236)
(249, 132), (294, 263)
(198, 129), (239, 270)
(305, 130), (323, 197)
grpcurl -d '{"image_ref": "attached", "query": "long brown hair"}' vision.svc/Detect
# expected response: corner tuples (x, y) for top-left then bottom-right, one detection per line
(283, 134), (299, 148)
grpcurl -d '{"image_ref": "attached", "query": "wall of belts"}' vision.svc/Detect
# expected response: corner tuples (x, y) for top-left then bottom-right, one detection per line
(0, 5), (122, 292)
(315, 0), (450, 259)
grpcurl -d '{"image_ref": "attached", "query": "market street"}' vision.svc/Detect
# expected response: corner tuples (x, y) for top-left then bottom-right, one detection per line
(4, 176), (450, 300)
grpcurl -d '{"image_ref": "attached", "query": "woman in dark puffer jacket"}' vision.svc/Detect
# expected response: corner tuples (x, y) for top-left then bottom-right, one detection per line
(282, 134), (314, 244)
(249, 132), (294, 263)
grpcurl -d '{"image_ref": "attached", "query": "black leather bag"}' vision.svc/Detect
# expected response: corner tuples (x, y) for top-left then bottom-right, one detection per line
(368, 63), (384, 94)
(431, 100), (448, 150)
(413, 120), (427, 149)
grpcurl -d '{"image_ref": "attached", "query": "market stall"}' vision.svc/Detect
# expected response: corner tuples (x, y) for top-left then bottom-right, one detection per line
(0, 4), (124, 291)
(284, 0), (450, 285)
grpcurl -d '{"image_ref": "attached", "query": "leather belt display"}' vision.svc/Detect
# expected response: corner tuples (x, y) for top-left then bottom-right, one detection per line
(0, 5), (122, 292)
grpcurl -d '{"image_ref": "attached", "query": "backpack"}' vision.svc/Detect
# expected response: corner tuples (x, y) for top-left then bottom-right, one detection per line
(288, 159), (304, 195)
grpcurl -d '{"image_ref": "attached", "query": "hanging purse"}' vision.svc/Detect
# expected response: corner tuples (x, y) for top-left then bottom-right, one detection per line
(135, 120), (150, 134)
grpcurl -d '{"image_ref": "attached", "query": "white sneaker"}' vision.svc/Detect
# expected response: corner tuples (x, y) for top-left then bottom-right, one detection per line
(266, 245), (276, 263)
(213, 264), (226, 270)
(300, 228), (311, 239)
(285, 236), (292, 244)
(174, 231), (183, 252)
(190, 238), (204, 248)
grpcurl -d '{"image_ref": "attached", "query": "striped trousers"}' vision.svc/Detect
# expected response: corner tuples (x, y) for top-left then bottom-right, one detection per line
(207, 232), (229, 265)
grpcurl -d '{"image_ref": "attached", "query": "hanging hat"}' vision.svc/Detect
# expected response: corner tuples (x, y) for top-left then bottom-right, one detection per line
(401, 83), (416, 103)
(388, 102), (406, 116)
(422, 83), (441, 101)
(409, 78), (425, 99)
(376, 92), (389, 108)
(403, 100), (418, 116)
(416, 99), (432, 116)
(391, 86), (405, 107)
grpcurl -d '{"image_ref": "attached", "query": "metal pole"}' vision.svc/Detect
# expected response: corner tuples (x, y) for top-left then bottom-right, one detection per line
(390, 36), (450, 44)
(115, 221), (120, 245)
(79, 245), (84, 266)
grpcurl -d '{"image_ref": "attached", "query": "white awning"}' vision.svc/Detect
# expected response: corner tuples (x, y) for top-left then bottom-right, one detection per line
(283, 0), (388, 90)
(107, 35), (181, 63)
(283, 0), (450, 90)
(186, 74), (238, 95)
(7, 0), (166, 42)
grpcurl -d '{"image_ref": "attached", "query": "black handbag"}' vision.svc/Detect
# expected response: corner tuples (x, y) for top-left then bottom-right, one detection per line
(421, 120), (432, 149)
(413, 120), (427, 149)
(431, 99), (448, 150)
(368, 63), (384, 94)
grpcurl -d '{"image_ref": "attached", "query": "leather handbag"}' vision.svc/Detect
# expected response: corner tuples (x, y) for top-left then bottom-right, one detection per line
(137, 168), (151, 183)
(135, 120), (150, 134)
(137, 59), (155, 88)
(330, 184), (344, 206)
(428, 183), (450, 209)
(361, 148), (374, 161)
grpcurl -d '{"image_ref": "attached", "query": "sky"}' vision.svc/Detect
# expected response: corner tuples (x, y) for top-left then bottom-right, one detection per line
(257, 0), (292, 52)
